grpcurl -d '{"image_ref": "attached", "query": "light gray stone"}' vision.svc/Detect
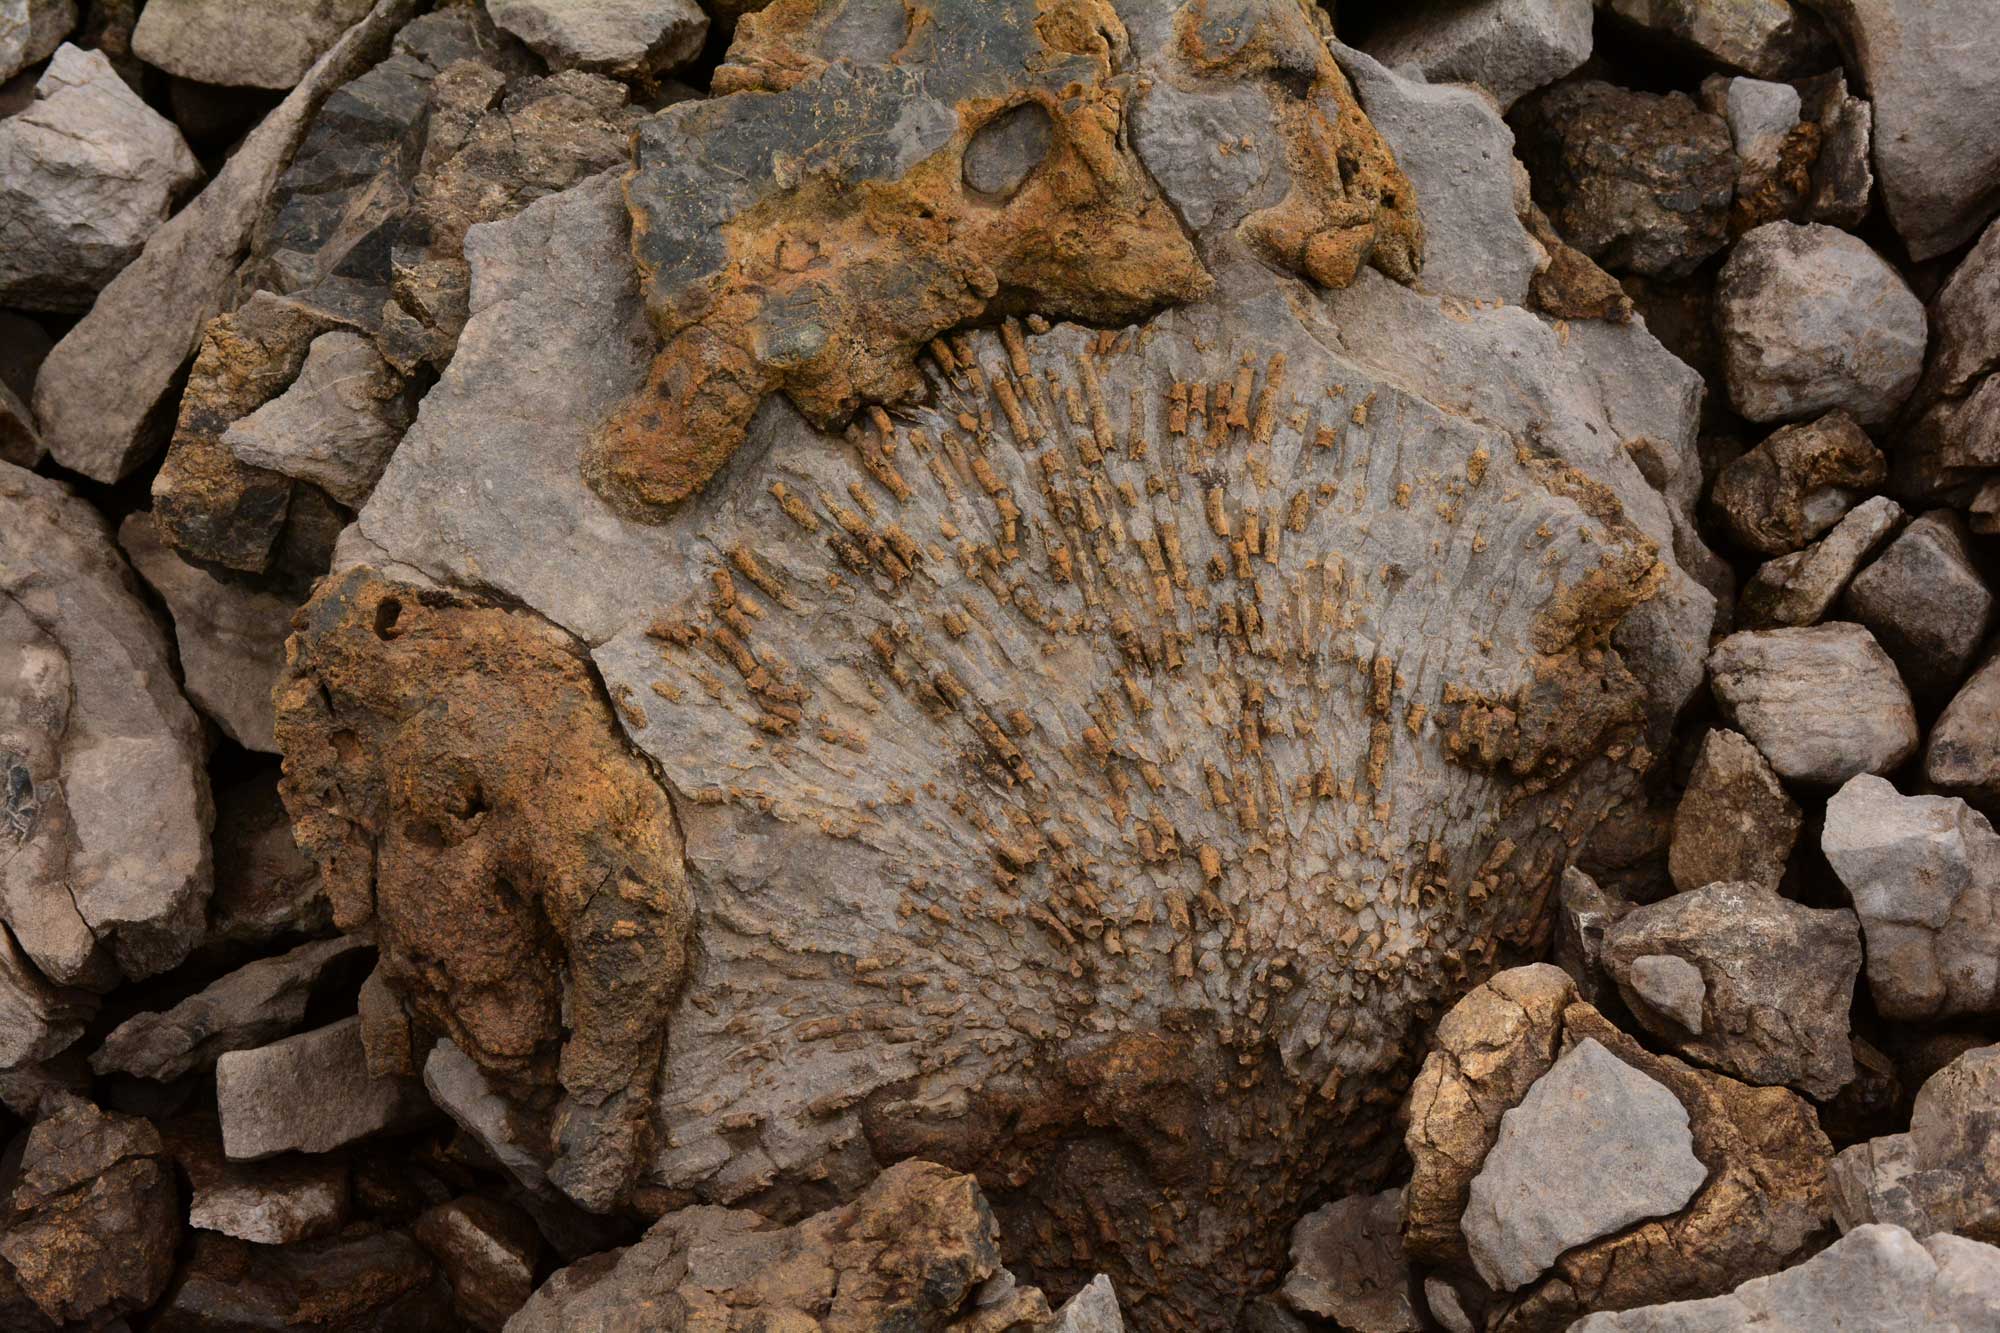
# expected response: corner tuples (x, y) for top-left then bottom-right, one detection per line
(423, 1039), (549, 1194)
(117, 510), (298, 754)
(1424, 1277), (1475, 1333)
(487, 0), (705, 79)
(1717, 222), (1927, 425)
(1279, 1190), (1417, 1332)
(132, 0), (374, 89)
(222, 330), (412, 507)
(0, 920), (92, 1068)
(1463, 1038), (1707, 1291)
(1927, 653), (2000, 814)
(1824, 774), (2000, 1021)
(172, 1123), (349, 1244)
(1843, 510), (1995, 701)
(1831, 1044), (2000, 1243)
(33, 0), (421, 483)
(1570, 1224), (2000, 1331)
(1741, 495), (1905, 629)
(1594, 0), (1833, 78)
(92, 936), (371, 1082)
(0, 44), (201, 313)
(1052, 1275), (1125, 1333)
(1360, 0), (1591, 110)
(1669, 728), (1802, 894)
(0, 463), (212, 988)
(1805, 0), (2000, 260)
(1605, 882), (1862, 1099)
(1708, 623), (1919, 786)
(0, 0), (74, 81)
(216, 1016), (433, 1160)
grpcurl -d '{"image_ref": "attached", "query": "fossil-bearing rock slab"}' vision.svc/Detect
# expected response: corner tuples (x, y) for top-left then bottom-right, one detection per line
(1707, 623), (1918, 786)
(1278, 1189), (1417, 1331)
(1830, 1043), (2000, 1244)
(0, 463), (213, 989)
(1668, 729), (1801, 895)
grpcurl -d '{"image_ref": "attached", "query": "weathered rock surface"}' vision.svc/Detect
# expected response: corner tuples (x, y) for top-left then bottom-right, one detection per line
(1716, 222), (1927, 425)
(0, 0), (74, 81)
(415, 1195), (540, 1332)
(1054, 1275), (1126, 1332)
(0, 923), (92, 1069)
(1569, 1224), (2000, 1331)
(1555, 866), (1629, 1007)
(216, 1016), (434, 1160)
(153, 1229), (457, 1332)
(1830, 1043), (2000, 1242)
(1668, 729), (1802, 894)
(1711, 411), (1885, 557)
(1843, 509), (1995, 701)
(118, 510), (300, 753)
(222, 330), (414, 508)
(487, 0), (705, 78)
(1594, 0), (1833, 78)
(132, 0), (374, 88)
(1278, 1189), (1416, 1331)
(1740, 494), (1904, 629)
(1927, 653), (2000, 813)
(1707, 75), (1815, 232)
(1360, 0), (1591, 110)
(1824, 775), (2000, 1021)
(0, 463), (212, 988)
(1465, 1038), (1707, 1292)
(92, 935), (371, 1081)
(1896, 217), (2000, 514)
(0, 43), (201, 313)
(165, 1118), (350, 1245)
(1800, 70), (1873, 229)
(0, 379), (38, 470)
(1708, 624), (1919, 785)
(0, 1099), (179, 1327)
(1604, 882), (1861, 1098)
(422, 1039), (550, 1195)
(1512, 80), (1734, 279)
(1805, 0), (2000, 260)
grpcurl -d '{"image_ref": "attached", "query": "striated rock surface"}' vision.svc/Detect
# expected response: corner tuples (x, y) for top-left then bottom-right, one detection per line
(1830, 1043), (2000, 1243)
(1707, 624), (1918, 785)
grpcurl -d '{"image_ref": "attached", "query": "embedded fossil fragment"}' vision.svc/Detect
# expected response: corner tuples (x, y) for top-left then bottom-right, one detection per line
(274, 569), (693, 1210)
(585, 0), (1422, 520)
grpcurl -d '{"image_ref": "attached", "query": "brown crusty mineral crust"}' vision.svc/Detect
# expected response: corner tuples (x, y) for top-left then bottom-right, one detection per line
(274, 569), (694, 1211)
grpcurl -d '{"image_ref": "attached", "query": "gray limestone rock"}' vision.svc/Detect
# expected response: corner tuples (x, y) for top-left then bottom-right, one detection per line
(223, 330), (413, 507)
(1604, 882), (1862, 1099)
(1708, 623), (1919, 786)
(1360, 0), (1591, 110)
(1668, 728), (1802, 894)
(91, 935), (372, 1082)
(0, 0), (75, 82)
(1830, 1044), (2000, 1244)
(1741, 495), (1905, 629)
(1805, 0), (2000, 260)
(118, 510), (299, 754)
(216, 1016), (434, 1160)
(1927, 653), (2000, 815)
(0, 43), (202, 313)
(1594, 0), (1833, 78)
(1279, 1190), (1417, 1332)
(0, 463), (212, 988)
(1555, 865), (1630, 1006)
(487, 0), (705, 79)
(1824, 775), (2000, 1021)
(1570, 1224), (2000, 1331)
(33, 0), (422, 484)
(132, 0), (375, 89)
(1716, 222), (1927, 426)
(1463, 1037), (1708, 1291)
(1052, 1275), (1126, 1333)
(1710, 411), (1886, 558)
(1843, 510), (1995, 701)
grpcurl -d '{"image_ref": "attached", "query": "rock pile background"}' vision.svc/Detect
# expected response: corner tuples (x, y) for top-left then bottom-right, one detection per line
(2, 0), (1999, 1329)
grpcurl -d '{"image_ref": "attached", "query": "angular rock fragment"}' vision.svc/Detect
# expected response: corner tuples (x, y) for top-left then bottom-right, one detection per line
(1053, 1275), (1126, 1332)
(222, 329), (414, 508)
(0, 463), (213, 988)
(0, 1100), (179, 1327)
(1464, 1039), (1707, 1291)
(118, 510), (300, 752)
(1555, 865), (1629, 1006)
(1706, 75), (1816, 232)
(0, 0), (73, 81)
(0, 923), (92, 1069)
(0, 43), (201, 313)
(216, 1016), (434, 1160)
(153, 1230), (456, 1332)
(1708, 624), (1918, 785)
(1359, 0), (1591, 110)
(422, 1040), (549, 1195)
(1740, 495), (1904, 629)
(1824, 775), (2000, 1021)
(1626, 953), (1706, 1032)
(1571, 1224), (2000, 1330)
(1716, 222), (1927, 425)
(1800, 70), (1873, 229)
(1512, 80), (1734, 279)
(164, 1118), (350, 1245)
(1604, 882), (1861, 1098)
(1711, 410), (1885, 557)
(1669, 729), (1802, 893)
(1830, 1043), (2000, 1242)
(132, 0), (374, 89)
(1928, 654), (2000, 814)
(415, 1196), (539, 1332)
(1843, 510), (1995, 701)
(1804, 0), (2000, 260)
(487, 0), (705, 79)
(1593, 0), (1833, 78)
(92, 935), (371, 1082)
(1278, 1189), (1417, 1332)
(0, 378), (38, 470)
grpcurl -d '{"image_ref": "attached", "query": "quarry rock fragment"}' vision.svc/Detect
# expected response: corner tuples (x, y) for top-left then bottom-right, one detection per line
(1593, 0), (1833, 78)
(1842, 510), (1995, 701)
(153, 1229), (456, 1332)
(1359, 0), (1592, 110)
(215, 1016), (434, 1160)
(132, 0), (375, 88)
(1708, 624), (1918, 785)
(221, 329), (413, 508)
(1830, 1043), (2000, 1243)
(1927, 653), (2000, 814)
(486, 0), (705, 79)
(415, 1195), (540, 1332)
(1710, 410), (1885, 557)
(1740, 494), (1904, 629)
(1279, 1189), (1417, 1331)
(0, 0), (74, 81)
(1668, 729), (1802, 894)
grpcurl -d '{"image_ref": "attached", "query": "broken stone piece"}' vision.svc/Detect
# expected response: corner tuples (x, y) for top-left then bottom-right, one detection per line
(1927, 653), (2000, 814)
(1359, 0), (1592, 110)
(486, 0), (705, 79)
(1843, 509), (1996, 701)
(221, 330), (413, 508)
(165, 1118), (350, 1245)
(1594, 0), (1833, 79)
(0, 0), (75, 82)
(1278, 1189), (1417, 1332)
(132, 0), (374, 89)
(1628, 953), (1707, 1033)
(1708, 623), (1919, 786)
(1740, 495), (1905, 630)
(1830, 1043), (2000, 1244)
(1669, 729), (1802, 895)
(1711, 410), (1886, 557)
(151, 1229), (456, 1331)
(414, 1195), (540, 1332)
(215, 1016), (435, 1160)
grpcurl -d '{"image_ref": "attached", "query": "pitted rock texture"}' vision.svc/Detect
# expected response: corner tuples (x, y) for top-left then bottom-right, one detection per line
(587, 0), (1423, 519)
(274, 569), (694, 1212)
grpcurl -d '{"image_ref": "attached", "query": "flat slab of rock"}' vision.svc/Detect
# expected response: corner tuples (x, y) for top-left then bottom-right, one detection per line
(487, 0), (704, 79)
(132, 0), (374, 88)
(1279, 1190), (1417, 1332)
(1571, 1224), (2000, 1331)
(1360, 0), (1591, 110)
(1717, 222), (1928, 425)
(1669, 728), (1801, 894)
(1831, 1044), (2000, 1242)
(216, 1016), (433, 1160)
(1708, 623), (1918, 786)
(1824, 775), (2000, 1021)
(1605, 882), (1861, 1099)
(164, 1119), (350, 1245)
(1463, 1037), (1708, 1291)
